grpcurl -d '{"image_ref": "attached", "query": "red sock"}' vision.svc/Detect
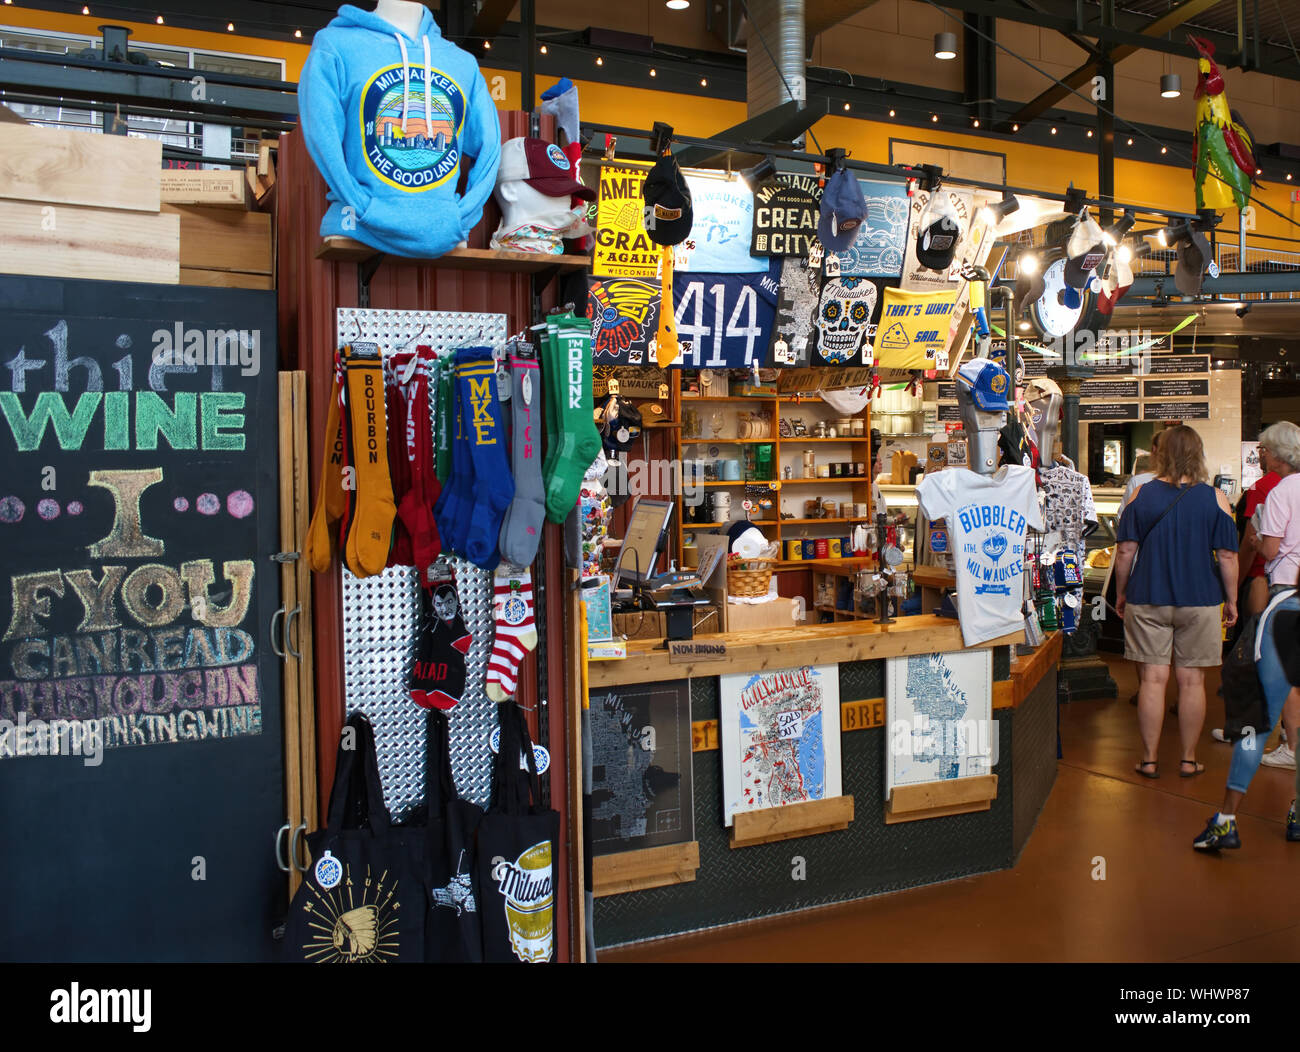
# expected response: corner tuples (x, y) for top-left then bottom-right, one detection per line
(396, 347), (443, 585)
(485, 566), (538, 702)
(386, 354), (415, 568)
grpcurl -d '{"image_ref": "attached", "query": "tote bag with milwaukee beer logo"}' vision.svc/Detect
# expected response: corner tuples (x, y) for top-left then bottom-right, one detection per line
(477, 701), (560, 963)
(281, 713), (427, 963)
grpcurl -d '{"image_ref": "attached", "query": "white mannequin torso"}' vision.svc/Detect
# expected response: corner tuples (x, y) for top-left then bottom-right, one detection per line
(494, 178), (576, 236)
(374, 0), (425, 40)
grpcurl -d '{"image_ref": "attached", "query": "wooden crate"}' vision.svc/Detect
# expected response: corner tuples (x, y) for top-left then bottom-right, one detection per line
(161, 169), (249, 209)
(0, 199), (178, 284)
(162, 203), (273, 275)
(0, 124), (161, 212)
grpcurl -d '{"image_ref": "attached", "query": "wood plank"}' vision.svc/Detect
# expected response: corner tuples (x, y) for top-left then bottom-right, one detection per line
(316, 236), (591, 273)
(587, 615), (1022, 688)
(161, 169), (249, 209)
(0, 200), (178, 284)
(993, 679), (1014, 710)
(162, 203), (273, 274)
(0, 124), (161, 211)
(278, 373), (302, 899)
(888, 774), (998, 816)
(1004, 631), (1063, 708)
(180, 267), (273, 290)
(730, 795), (854, 849)
(291, 371), (318, 836)
(885, 797), (993, 824)
(591, 842), (700, 898)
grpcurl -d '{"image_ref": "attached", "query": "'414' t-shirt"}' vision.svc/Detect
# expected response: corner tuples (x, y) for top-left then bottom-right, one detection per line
(917, 465), (1044, 646)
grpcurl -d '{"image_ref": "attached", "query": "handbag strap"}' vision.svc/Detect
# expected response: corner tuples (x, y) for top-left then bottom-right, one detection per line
(326, 712), (393, 835)
(425, 708), (457, 813)
(491, 701), (541, 815)
(1137, 481), (1199, 548)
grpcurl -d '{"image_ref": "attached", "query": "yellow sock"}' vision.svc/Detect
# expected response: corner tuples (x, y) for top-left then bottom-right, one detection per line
(306, 358), (347, 573)
(344, 348), (396, 577)
(655, 246), (679, 368)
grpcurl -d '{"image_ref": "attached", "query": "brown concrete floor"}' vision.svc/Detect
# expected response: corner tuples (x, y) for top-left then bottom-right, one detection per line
(601, 656), (1300, 962)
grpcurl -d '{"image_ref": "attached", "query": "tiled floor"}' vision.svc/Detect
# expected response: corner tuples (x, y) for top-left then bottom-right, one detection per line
(600, 656), (1300, 962)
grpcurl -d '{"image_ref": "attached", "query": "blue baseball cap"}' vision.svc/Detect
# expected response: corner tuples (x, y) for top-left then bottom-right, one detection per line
(817, 169), (866, 252)
(957, 357), (1012, 412)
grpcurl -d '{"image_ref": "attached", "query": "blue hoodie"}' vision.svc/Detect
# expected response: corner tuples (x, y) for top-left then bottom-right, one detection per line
(299, 5), (501, 258)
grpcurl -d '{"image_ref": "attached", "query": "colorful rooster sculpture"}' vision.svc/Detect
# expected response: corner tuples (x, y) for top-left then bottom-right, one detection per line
(1190, 35), (1258, 212)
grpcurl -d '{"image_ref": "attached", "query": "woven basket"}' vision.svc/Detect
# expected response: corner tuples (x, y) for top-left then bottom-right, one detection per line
(727, 557), (776, 598)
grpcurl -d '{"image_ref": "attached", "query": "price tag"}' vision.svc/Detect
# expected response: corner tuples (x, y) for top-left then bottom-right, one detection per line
(742, 499), (754, 512)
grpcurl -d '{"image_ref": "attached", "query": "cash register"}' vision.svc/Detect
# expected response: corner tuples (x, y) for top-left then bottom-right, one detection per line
(610, 498), (719, 641)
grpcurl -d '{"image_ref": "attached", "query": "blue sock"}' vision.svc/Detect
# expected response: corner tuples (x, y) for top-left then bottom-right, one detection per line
(457, 349), (514, 570)
(434, 365), (474, 558)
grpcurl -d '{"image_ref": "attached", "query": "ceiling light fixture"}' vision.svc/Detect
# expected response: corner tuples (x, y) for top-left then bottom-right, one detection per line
(539, 45), (547, 54)
(978, 191), (1020, 227)
(973, 118), (980, 128)
(1126, 137), (1134, 146)
(844, 102), (851, 111)
(294, 29), (302, 37)
(155, 14), (163, 22)
(1161, 146), (1168, 154)
(1019, 251), (1040, 276)
(1087, 129), (1094, 138)
(227, 22), (234, 31)
(1012, 123), (1019, 132)
(889, 109), (896, 117)
(595, 55), (603, 65)
(1160, 73), (1181, 98)
(666, 0), (690, 8)
(81, 4), (88, 11)
(649, 68), (656, 77)
(1050, 126), (1057, 135)
(931, 114), (939, 123)
(483, 40), (490, 49)
(934, 31), (957, 60)
(700, 77), (708, 86)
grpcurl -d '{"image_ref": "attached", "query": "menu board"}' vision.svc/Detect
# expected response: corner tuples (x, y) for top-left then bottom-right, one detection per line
(1146, 355), (1209, 376)
(1144, 401), (1211, 420)
(1082, 378), (1140, 399)
(938, 402), (963, 422)
(1081, 402), (1141, 422)
(1143, 378), (1209, 399)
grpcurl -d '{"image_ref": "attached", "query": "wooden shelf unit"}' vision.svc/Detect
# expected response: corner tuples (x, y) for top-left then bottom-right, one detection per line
(674, 376), (873, 570)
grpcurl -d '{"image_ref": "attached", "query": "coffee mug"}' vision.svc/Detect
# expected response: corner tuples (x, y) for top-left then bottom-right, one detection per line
(722, 460), (742, 481)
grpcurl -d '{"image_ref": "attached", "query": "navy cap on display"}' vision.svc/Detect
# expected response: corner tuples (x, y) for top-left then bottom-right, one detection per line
(817, 168), (866, 252)
(916, 213), (961, 271)
(957, 356), (1012, 413)
(642, 155), (694, 247)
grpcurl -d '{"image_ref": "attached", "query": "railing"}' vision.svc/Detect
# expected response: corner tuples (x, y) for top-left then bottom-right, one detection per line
(1215, 244), (1300, 302)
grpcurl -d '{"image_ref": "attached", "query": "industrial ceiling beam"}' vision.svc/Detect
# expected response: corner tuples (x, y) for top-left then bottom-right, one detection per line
(1004, 0), (1223, 128)
(803, 0), (885, 40)
(469, 0), (519, 42)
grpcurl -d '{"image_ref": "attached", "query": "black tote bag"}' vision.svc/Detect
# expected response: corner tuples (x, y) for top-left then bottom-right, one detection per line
(476, 702), (561, 963)
(422, 708), (484, 963)
(281, 713), (427, 963)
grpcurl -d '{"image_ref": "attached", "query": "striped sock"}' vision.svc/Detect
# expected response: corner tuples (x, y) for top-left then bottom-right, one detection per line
(485, 566), (538, 702)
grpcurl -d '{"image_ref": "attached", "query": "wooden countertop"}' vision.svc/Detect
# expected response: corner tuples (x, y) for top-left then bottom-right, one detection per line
(587, 614), (1024, 688)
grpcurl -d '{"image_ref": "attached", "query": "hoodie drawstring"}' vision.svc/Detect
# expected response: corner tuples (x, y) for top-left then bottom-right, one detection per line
(422, 36), (432, 135)
(394, 33), (410, 133)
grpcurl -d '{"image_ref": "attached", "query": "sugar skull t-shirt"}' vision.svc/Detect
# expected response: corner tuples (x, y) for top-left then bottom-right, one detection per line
(917, 465), (1044, 646)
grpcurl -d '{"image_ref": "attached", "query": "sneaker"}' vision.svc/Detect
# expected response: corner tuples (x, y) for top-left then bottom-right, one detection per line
(1288, 801), (1300, 843)
(1261, 744), (1297, 770)
(1211, 728), (1231, 743)
(1193, 815), (1241, 850)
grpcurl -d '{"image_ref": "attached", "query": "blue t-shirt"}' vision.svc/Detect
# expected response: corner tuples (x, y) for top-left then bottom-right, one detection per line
(1117, 480), (1238, 607)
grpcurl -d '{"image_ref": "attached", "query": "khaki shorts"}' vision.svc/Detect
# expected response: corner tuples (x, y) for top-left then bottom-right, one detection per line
(1124, 604), (1223, 667)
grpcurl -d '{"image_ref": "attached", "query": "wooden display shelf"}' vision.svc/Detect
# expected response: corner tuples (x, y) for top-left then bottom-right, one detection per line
(316, 236), (591, 272)
(777, 557), (872, 569)
(780, 477), (869, 484)
(681, 395), (779, 403)
(798, 436), (870, 443)
(680, 437), (771, 444)
(730, 795), (855, 848)
(885, 774), (998, 824)
(700, 479), (779, 487)
(685, 520), (779, 528)
(779, 516), (858, 525)
(591, 842), (700, 897)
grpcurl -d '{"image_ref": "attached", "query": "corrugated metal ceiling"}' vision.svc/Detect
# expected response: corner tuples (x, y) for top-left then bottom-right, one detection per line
(1096, 0), (1300, 50)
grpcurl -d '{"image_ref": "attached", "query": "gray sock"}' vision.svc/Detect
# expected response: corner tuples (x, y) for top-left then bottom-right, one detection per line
(540, 80), (579, 145)
(499, 353), (546, 567)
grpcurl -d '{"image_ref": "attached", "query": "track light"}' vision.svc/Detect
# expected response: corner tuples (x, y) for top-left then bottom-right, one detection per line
(978, 191), (1020, 227)
(1019, 251), (1040, 276)
(1104, 210), (1137, 245)
(1157, 220), (1190, 248)
(743, 157), (779, 192)
(934, 32), (957, 60)
(1117, 244), (1133, 265)
(1132, 242), (1153, 260)
(1160, 73), (1181, 98)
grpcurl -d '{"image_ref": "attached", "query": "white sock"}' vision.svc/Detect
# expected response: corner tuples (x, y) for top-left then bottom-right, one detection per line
(1217, 812), (1236, 823)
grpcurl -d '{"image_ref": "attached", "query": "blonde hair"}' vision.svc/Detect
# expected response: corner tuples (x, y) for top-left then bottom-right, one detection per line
(1154, 424), (1208, 484)
(1260, 421), (1300, 471)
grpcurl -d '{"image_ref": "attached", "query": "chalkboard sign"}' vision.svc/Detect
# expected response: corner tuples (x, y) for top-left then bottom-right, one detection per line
(938, 402), (963, 422)
(0, 276), (282, 961)
(1082, 378), (1140, 400)
(1143, 378), (1210, 399)
(1144, 401), (1211, 420)
(1080, 402), (1141, 421)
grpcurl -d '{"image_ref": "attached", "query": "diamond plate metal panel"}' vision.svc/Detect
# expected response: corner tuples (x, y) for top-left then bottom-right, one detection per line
(1012, 670), (1058, 858)
(594, 688), (1017, 950)
(338, 307), (506, 818)
(838, 659), (884, 701)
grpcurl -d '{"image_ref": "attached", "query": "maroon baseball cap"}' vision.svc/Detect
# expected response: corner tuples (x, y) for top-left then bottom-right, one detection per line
(498, 137), (595, 200)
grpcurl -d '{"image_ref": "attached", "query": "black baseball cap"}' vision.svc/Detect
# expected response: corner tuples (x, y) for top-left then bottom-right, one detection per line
(642, 155), (693, 247)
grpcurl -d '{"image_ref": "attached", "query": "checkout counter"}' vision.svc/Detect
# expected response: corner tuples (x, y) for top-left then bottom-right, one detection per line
(585, 495), (1063, 950)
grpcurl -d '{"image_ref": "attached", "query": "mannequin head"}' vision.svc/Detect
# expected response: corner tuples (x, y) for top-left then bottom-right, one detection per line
(1024, 377), (1063, 466)
(373, 0), (425, 39)
(956, 357), (1012, 474)
(494, 137), (594, 239)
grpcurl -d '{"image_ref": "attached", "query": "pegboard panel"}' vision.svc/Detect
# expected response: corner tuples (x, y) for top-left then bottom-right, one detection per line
(337, 307), (507, 817)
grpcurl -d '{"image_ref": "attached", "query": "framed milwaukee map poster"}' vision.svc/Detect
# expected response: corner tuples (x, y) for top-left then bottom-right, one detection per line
(719, 664), (843, 827)
(589, 679), (694, 855)
(885, 648), (993, 795)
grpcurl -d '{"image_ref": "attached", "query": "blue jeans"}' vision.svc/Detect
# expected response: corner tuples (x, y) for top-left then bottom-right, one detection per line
(1227, 593), (1300, 794)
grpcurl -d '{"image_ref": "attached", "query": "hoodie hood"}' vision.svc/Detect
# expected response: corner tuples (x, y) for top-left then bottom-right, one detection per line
(299, 4), (502, 258)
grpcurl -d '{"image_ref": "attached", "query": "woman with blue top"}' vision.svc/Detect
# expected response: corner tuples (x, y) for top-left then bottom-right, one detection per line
(1112, 425), (1239, 781)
